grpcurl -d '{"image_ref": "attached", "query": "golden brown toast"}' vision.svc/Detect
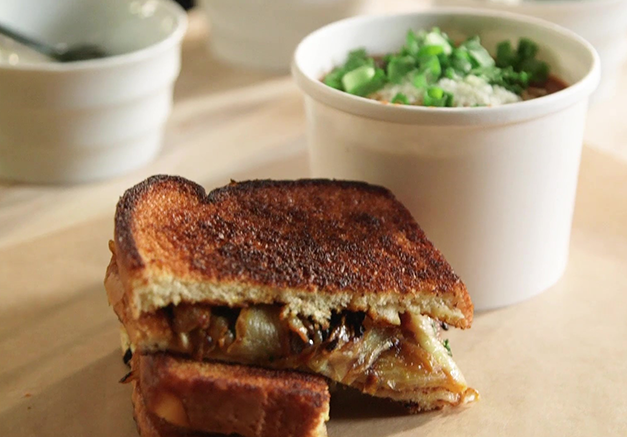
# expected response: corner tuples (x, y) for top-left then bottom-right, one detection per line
(131, 353), (330, 437)
(112, 176), (472, 328)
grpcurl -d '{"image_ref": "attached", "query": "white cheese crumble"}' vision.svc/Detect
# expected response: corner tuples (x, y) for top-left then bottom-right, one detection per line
(437, 75), (521, 107)
(371, 74), (521, 107)
(371, 81), (425, 105)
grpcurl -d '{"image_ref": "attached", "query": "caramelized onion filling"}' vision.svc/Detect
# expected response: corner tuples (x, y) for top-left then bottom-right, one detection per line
(163, 303), (468, 397)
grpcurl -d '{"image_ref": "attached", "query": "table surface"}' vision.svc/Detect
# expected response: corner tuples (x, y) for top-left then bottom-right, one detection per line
(1, 8), (627, 437)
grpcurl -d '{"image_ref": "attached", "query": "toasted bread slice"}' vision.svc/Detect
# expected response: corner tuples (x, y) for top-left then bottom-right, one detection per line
(112, 176), (472, 328)
(131, 353), (330, 437)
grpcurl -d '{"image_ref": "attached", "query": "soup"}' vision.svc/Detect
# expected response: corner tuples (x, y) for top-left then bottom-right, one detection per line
(322, 28), (567, 108)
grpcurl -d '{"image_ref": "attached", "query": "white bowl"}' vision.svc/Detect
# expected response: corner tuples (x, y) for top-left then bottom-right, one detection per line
(0, 0), (187, 183)
(293, 10), (600, 310)
(197, 0), (374, 72)
(432, 0), (627, 102)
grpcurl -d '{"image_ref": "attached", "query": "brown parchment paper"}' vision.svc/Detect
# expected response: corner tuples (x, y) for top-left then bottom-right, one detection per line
(0, 147), (626, 437)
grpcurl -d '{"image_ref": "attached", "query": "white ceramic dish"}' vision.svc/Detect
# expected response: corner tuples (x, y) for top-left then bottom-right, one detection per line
(433, 0), (627, 102)
(293, 9), (600, 310)
(197, 0), (374, 72)
(0, 0), (187, 184)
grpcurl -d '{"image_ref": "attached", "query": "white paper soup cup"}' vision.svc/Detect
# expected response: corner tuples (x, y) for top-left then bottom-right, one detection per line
(198, 0), (374, 72)
(292, 10), (600, 310)
(433, 0), (627, 102)
(0, 0), (187, 184)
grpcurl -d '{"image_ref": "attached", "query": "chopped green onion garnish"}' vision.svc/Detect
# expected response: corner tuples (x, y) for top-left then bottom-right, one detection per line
(412, 72), (428, 89)
(387, 56), (416, 83)
(342, 65), (376, 95)
(418, 44), (445, 57)
(496, 41), (516, 68)
(391, 93), (409, 104)
(444, 67), (458, 80)
(451, 49), (473, 73)
(424, 29), (453, 55)
(323, 70), (343, 90)
(349, 67), (387, 97)
(429, 87), (444, 99)
(343, 49), (373, 72)
(444, 91), (454, 107)
(405, 30), (421, 56)
(420, 55), (441, 82)
(423, 86), (449, 107)
(518, 58), (549, 84)
(517, 38), (539, 61)
(461, 36), (495, 68)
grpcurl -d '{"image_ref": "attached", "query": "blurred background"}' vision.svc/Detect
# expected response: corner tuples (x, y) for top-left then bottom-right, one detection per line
(0, 0), (625, 243)
(0, 0), (625, 186)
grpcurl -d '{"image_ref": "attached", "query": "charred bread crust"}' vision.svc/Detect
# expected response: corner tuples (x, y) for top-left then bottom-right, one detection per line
(136, 353), (330, 437)
(115, 175), (207, 275)
(132, 378), (210, 437)
(113, 176), (472, 328)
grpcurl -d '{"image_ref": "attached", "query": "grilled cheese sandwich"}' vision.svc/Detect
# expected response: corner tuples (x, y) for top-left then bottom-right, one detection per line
(106, 176), (477, 436)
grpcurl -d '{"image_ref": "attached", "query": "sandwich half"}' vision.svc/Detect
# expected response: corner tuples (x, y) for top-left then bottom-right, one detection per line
(106, 176), (477, 412)
(130, 353), (330, 437)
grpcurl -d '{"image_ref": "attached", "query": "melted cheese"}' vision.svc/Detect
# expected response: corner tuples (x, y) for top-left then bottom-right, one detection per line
(407, 313), (468, 387)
